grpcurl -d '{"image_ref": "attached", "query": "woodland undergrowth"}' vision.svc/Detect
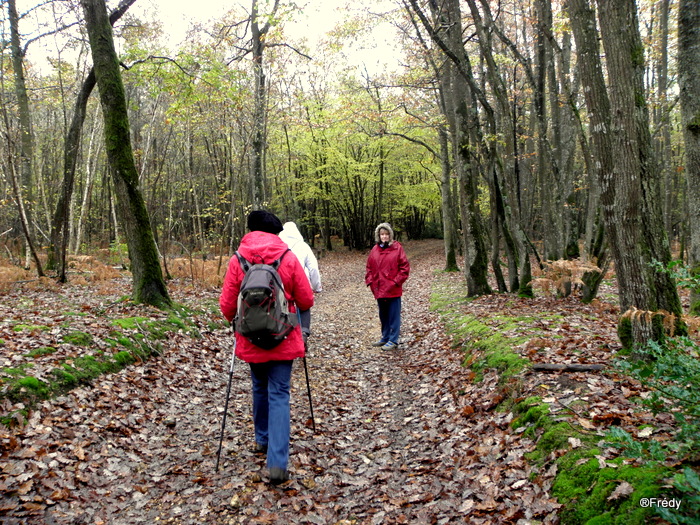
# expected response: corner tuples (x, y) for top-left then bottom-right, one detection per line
(432, 261), (700, 525)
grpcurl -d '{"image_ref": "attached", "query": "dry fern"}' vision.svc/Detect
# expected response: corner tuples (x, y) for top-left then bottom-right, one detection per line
(683, 315), (700, 337)
(530, 277), (555, 296)
(167, 257), (227, 288)
(620, 306), (679, 337)
(535, 258), (603, 298)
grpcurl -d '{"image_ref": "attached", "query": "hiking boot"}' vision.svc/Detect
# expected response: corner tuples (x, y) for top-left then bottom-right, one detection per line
(252, 443), (267, 454)
(371, 340), (387, 347)
(381, 341), (398, 350)
(269, 467), (289, 485)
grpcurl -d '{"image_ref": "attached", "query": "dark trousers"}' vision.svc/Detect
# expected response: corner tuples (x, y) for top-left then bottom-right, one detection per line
(377, 297), (401, 344)
(298, 309), (311, 334)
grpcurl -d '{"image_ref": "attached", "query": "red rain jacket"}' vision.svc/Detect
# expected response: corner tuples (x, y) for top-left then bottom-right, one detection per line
(220, 231), (314, 363)
(365, 241), (410, 299)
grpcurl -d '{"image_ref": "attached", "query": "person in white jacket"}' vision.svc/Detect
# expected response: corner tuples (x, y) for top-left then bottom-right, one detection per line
(279, 221), (322, 341)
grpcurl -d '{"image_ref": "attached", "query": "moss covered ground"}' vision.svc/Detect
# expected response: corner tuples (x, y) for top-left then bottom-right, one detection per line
(430, 270), (697, 524)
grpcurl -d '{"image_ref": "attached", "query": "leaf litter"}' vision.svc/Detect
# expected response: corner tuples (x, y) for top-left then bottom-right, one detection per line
(0, 239), (671, 523)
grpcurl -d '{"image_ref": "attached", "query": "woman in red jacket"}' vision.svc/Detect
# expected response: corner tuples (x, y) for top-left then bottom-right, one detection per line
(365, 222), (410, 350)
(220, 210), (314, 485)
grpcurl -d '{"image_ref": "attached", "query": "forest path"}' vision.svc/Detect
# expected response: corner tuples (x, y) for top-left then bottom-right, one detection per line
(3, 239), (559, 524)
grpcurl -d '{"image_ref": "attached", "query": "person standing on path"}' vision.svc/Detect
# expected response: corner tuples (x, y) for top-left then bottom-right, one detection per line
(219, 210), (314, 485)
(365, 222), (410, 350)
(279, 221), (322, 342)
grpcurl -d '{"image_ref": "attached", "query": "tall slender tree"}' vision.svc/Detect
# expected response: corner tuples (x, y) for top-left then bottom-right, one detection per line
(678, 0), (700, 314)
(567, 0), (683, 345)
(6, 0), (43, 275)
(249, 0), (280, 206)
(49, 0), (137, 282)
(80, 0), (171, 308)
(408, 0), (492, 296)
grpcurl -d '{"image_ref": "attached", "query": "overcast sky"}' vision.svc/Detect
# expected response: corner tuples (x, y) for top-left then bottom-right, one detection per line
(13, 0), (402, 78)
(127, 0), (402, 75)
(130, 0), (339, 48)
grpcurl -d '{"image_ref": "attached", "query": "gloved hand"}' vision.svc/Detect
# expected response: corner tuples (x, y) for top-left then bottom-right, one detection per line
(302, 330), (310, 344)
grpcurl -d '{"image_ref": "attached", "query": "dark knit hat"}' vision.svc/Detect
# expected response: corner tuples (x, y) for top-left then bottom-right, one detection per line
(247, 210), (283, 234)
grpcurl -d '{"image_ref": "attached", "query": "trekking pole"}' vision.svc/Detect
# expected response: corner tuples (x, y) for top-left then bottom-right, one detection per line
(215, 342), (236, 472)
(303, 342), (316, 433)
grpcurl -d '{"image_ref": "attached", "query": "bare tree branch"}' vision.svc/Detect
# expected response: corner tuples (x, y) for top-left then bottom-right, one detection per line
(20, 0), (137, 55)
(265, 42), (312, 61)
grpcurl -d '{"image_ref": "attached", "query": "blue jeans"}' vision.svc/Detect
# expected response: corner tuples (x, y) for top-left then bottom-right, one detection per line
(249, 360), (294, 470)
(377, 297), (401, 344)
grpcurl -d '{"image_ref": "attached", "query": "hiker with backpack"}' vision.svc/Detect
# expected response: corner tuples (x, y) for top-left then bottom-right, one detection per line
(365, 222), (410, 351)
(279, 221), (322, 342)
(219, 210), (314, 485)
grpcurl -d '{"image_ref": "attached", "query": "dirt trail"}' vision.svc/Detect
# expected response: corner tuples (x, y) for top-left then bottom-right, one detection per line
(3, 239), (559, 524)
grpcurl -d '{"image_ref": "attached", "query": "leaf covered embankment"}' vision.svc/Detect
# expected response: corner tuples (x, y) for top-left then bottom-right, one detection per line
(0, 271), (208, 426)
(434, 264), (699, 524)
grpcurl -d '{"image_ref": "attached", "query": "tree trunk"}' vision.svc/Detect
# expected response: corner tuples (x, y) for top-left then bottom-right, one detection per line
(466, 0), (524, 292)
(535, 0), (563, 261)
(49, 71), (96, 279)
(6, 0), (40, 274)
(441, 0), (491, 296)
(581, 220), (609, 303)
(250, 4), (265, 206)
(567, 0), (684, 346)
(655, 0), (674, 238)
(438, 126), (459, 272)
(81, 0), (171, 309)
(679, 0), (700, 314)
(416, 0), (492, 295)
(3, 144), (43, 276)
(249, 0), (280, 206)
(72, 113), (101, 256)
(48, 0), (136, 280)
(597, 0), (684, 342)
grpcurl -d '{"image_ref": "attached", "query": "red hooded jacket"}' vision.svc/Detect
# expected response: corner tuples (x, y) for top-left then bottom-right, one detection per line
(365, 241), (410, 299)
(220, 231), (314, 363)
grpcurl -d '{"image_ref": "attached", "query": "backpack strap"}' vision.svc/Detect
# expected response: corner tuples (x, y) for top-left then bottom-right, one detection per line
(235, 251), (250, 273)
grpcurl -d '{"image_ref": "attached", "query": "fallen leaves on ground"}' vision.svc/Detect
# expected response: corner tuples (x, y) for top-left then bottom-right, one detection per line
(0, 240), (672, 524)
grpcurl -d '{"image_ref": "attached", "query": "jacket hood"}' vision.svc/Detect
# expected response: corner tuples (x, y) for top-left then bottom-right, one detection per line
(237, 231), (290, 265)
(279, 221), (304, 246)
(374, 222), (395, 243)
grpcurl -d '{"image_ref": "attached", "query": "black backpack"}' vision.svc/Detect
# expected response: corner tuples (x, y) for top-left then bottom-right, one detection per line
(234, 250), (298, 349)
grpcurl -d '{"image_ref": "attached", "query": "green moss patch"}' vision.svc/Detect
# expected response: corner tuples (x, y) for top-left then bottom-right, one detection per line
(111, 316), (150, 330)
(509, 400), (670, 524)
(114, 351), (135, 366)
(64, 311), (89, 317)
(24, 347), (57, 358)
(553, 451), (666, 525)
(1, 375), (49, 404)
(1, 302), (207, 425)
(510, 397), (591, 462)
(3, 351), (134, 406)
(62, 331), (93, 346)
(111, 307), (201, 340)
(512, 397), (550, 430)
(12, 324), (50, 332)
(430, 275), (529, 382)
